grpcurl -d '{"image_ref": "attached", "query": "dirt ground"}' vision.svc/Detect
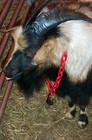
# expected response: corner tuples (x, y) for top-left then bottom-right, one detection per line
(0, 1), (92, 140)
(0, 83), (92, 140)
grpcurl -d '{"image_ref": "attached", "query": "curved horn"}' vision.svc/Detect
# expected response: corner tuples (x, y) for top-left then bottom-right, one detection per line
(24, 0), (51, 29)
(25, 8), (92, 58)
(31, 7), (92, 37)
(25, 7), (92, 59)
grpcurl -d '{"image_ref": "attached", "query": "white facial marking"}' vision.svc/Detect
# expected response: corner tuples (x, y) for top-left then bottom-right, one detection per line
(6, 26), (25, 66)
(12, 26), (24, 52)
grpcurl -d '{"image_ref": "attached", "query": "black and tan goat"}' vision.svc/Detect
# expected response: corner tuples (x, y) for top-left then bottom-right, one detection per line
(3, 1), (92, 128)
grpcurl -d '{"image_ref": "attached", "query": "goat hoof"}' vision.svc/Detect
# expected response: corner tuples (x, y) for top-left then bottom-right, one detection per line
(46, 94), (56, 105)
(78, 114), (88, 129)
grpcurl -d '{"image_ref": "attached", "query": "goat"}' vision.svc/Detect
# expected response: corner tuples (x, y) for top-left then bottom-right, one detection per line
(3, 0), (92, 128)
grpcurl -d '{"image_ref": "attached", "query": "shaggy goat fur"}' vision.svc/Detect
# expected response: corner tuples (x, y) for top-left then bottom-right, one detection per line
(4, 2), (92, 128)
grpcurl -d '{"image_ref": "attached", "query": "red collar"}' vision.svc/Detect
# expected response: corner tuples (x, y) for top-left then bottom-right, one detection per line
(46, 51), (68, 96)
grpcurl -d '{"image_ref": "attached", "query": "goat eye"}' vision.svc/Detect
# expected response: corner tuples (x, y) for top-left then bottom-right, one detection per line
(26, 51), (35, 58)
(26, 52), (32, 57)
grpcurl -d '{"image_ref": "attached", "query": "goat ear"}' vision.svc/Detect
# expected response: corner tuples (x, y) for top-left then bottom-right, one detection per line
(10, 26), (19, 39)
(0, 26), (18, 39)
(0, 26), (18, 32)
